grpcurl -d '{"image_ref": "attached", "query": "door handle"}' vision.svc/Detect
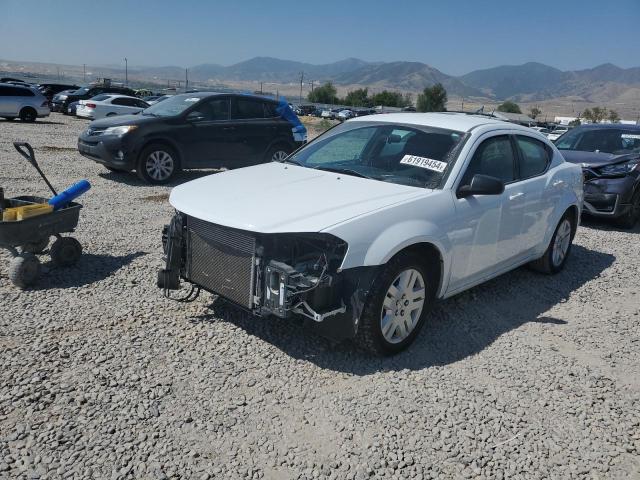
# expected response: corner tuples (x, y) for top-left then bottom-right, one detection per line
(509, 192), (524, 201)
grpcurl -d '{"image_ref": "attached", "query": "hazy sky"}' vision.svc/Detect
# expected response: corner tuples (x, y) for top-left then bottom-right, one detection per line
(1, 0), (638, 75)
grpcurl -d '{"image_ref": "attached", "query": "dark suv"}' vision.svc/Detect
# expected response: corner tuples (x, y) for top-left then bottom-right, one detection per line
(54, 85), (136, 114)
(77, 92), (306, 184)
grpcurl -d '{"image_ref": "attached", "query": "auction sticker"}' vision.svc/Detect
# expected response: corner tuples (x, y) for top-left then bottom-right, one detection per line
(400, 155), (447, 172)
(621, 134), (640, 140)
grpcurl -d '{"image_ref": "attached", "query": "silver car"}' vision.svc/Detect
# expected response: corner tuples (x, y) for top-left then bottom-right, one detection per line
(0, 83), (50, 122)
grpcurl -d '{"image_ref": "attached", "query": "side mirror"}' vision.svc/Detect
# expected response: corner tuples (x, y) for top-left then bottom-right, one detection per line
(457, 174), (505, 198)
(186, 111), (205, 122)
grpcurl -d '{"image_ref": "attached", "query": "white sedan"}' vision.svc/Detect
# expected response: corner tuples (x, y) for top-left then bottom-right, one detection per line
(76, 94), (149, 120)
(159, 113), (583, 355)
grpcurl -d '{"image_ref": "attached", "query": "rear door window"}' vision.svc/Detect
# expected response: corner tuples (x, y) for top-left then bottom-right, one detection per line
(515, 136), (550, 179)
(231, 98), (265, 119)
(112, 97), (137, 107)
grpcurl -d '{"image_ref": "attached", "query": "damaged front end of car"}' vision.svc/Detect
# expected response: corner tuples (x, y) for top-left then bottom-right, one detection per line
(157, 212), (378, 340)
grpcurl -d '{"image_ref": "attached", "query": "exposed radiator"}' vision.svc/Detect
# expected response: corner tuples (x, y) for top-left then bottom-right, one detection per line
(186, 216), (256, 308)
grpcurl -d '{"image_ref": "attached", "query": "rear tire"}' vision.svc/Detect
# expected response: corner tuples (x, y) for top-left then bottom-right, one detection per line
(616, 190), (640, 230)
(50, 237), (82, 267)
(265, 144), (291, 163)
(9, 254), (41, 288)
(354, 251), (437, 356)
(529, 212), (575, 274)
(136, 143), (180, 184)
(21, 237), (49, 254)
(19, 107), (37, 122)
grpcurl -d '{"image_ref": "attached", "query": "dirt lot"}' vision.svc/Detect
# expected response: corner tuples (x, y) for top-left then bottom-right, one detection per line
(0, 114), (639, 480)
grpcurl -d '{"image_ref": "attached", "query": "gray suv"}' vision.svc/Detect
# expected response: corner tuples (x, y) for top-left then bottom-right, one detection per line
(0, 83), (50, 122)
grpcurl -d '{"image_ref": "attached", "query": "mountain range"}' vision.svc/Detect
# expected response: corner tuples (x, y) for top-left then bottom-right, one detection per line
(158, 57), (640, 102)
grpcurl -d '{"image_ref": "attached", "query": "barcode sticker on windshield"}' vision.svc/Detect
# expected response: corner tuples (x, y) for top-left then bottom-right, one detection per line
(621, 134), (640, 140)
(185, 97), (200, 102)
(400, 155), (447, 172)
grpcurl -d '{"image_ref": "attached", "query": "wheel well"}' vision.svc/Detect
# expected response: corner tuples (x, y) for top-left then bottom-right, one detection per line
(565, 205), (579, 236)
(20, 106), (36, 114)
(393, 242), (444, 295)
(140, 140), (182, 166)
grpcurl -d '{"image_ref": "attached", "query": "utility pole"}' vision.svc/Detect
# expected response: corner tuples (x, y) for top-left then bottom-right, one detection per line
(185, 68), (189, 90)
(260, 82), (263, 94)
(299, 71), (304, 104)
(57, 67), (60, 81)
(83, 64), (86, 83)
(310, 80), (315, 92)
(461, 97), (464, 111)
(124, 57), (128, 85)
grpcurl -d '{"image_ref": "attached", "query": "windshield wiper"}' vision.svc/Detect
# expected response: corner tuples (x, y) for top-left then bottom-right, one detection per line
(314, 166), (372, 179)
(282, 157), (304, 166)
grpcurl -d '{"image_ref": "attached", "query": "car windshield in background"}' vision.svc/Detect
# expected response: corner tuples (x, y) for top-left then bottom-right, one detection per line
(141, 94), (202, 117)
(73, 87), (90, 95)
(90, 94), (112, 101)
(555, 128), (640, 155)
(288, 122), (465, 188)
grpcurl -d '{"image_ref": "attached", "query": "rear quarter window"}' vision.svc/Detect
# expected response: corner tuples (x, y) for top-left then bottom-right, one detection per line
(515, 136), (550, 179)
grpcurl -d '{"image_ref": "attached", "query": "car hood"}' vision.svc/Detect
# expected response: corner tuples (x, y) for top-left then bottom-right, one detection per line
(559, 150), (637, 168)
(89, 113), (156, 128)
(170, 162), (428, 233)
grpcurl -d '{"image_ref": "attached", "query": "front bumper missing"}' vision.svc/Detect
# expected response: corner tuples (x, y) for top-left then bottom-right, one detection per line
(158, 213), (378, 341)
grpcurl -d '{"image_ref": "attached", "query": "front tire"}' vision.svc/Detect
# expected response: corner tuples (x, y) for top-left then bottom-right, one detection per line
(616, 190), (640, 230)
(9, 254), (41, 288)
(50, 237), (82, 267)
(137, 144), (179, 184)
(355, 251), (437, 355)
(529, 212), (575, 274)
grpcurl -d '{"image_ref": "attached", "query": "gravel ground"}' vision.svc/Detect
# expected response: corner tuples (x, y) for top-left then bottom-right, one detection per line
(0, 114), (639, 480)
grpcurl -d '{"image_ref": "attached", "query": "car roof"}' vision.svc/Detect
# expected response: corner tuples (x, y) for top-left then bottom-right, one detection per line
(573, 123), (640, 131)
(349, 112), (515, 132)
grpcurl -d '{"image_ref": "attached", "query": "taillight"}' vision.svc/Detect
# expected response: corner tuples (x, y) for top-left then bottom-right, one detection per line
(86, 103), (96, 109)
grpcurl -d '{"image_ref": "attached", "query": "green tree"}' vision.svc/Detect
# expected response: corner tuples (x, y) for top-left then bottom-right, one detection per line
(608, 109), (620, 123)
(343, 88), (371, 107)
(529, 106), (542, 119)
(416, 83), (448, 112)
(568, 118), (581, 127)
(497, 101), (522, 114)
(370, 90), (409, 107)
(582, 106), (608, 123)
(307, 82), (338, 104)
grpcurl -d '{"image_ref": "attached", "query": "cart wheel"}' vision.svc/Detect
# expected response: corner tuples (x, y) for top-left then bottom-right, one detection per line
(9, 254), (41, 289)
(50, 237), (82, 267)
(21, 237), (50, 254)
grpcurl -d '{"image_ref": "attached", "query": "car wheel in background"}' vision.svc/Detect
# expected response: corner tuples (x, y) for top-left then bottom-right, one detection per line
(529, 212), (575, 274)
(137, 144), (179, 184)
(265, 144), (290, 163)
(616, 190), (640, 230)
(19, 107), (37, 122)
(355, 251), (437, 355)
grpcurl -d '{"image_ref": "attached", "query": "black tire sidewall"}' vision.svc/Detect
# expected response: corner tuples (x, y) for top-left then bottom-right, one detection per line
(265, 144), (290, 163)
(546, 214), (575, 274)
(137, 144), (179, 184)
(20, 108), (36, 122)
(358, 252), (437, 355)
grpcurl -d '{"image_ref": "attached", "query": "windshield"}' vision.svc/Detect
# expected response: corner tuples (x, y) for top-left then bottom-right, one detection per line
(555, 128), (640, 155)
(72, 87), (90, 95)
(142, 94), (201, 117)
(288, 122), (466, 188)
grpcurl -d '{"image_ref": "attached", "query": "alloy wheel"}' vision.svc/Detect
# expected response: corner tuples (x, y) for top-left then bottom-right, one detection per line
(271, 150), (288, 162)
(145, 150), (174, 181)
(380, 268), (426, 344)
(552, 219), (572, 267)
